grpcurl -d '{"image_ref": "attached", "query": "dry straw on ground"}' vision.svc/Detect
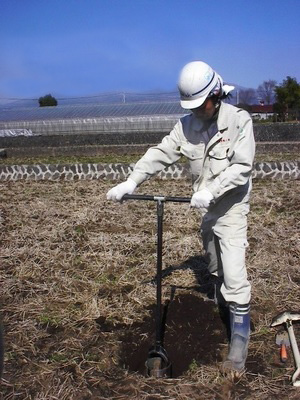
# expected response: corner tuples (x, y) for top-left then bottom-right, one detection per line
(0, 178), (299, 399)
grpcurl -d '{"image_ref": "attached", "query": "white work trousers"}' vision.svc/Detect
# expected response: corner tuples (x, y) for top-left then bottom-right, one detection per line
(201, 203), (251, 305)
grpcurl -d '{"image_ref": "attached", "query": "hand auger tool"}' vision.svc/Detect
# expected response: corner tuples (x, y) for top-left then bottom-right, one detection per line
(123, 194), (191, 378)
(271, 311), (300, 386)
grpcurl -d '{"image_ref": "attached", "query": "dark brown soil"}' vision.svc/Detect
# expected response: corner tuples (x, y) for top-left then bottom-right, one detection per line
(97, 290), (266, 379)
(119, 293), (226, 377)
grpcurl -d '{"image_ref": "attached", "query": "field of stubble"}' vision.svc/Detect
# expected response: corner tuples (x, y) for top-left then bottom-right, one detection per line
(0, 177), (299, 399)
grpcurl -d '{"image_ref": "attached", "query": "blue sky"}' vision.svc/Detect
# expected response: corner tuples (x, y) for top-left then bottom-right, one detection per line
(0, 0), (299, 100)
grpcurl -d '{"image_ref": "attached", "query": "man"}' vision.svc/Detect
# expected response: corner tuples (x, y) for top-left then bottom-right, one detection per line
(107, 61), (255, 372)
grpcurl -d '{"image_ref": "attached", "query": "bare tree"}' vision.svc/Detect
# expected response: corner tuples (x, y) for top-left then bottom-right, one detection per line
(257, 80), (277, 104)
(238, 88), (257, 105)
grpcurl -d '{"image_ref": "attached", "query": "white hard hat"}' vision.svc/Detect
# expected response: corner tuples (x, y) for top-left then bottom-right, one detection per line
(178, 61), (219, 109)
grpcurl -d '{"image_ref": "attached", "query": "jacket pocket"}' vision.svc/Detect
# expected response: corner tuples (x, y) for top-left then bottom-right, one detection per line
(180, 142), (205, 177)
(209, 145), (230, 176)
(228, 238), (249, 248)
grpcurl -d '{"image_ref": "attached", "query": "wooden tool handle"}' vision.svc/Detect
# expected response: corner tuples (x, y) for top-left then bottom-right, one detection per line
(280, 344), (288, 363)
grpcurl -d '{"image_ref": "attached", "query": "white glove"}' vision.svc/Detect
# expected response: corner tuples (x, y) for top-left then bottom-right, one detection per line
(106, 178), (137, 202)
(190, 188), (214, 209)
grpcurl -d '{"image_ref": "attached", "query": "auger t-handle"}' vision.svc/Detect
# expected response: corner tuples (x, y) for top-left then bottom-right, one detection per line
(122, 194), (191, 203)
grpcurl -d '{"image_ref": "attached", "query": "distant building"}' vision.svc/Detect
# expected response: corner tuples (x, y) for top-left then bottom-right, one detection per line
(250, 104), (274, 120)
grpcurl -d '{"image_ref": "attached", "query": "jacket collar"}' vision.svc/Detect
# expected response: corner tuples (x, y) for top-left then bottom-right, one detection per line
(217, 102), (229, 132)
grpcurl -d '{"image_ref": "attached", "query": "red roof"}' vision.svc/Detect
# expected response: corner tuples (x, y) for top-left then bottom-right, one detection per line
(251, 105), (273, 113)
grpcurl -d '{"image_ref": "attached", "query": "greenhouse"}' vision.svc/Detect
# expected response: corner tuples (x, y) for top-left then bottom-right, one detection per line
(0, 101), (187, 137)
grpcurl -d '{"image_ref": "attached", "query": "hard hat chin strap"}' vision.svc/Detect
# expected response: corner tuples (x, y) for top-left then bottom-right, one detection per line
(209, 93), (221, 107)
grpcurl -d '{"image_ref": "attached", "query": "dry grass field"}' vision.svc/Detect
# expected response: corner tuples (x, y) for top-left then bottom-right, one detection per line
(0, 177), (299, 399)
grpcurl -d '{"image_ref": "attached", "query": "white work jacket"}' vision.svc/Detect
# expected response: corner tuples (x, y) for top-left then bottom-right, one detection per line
(130, 102), (255, 207)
